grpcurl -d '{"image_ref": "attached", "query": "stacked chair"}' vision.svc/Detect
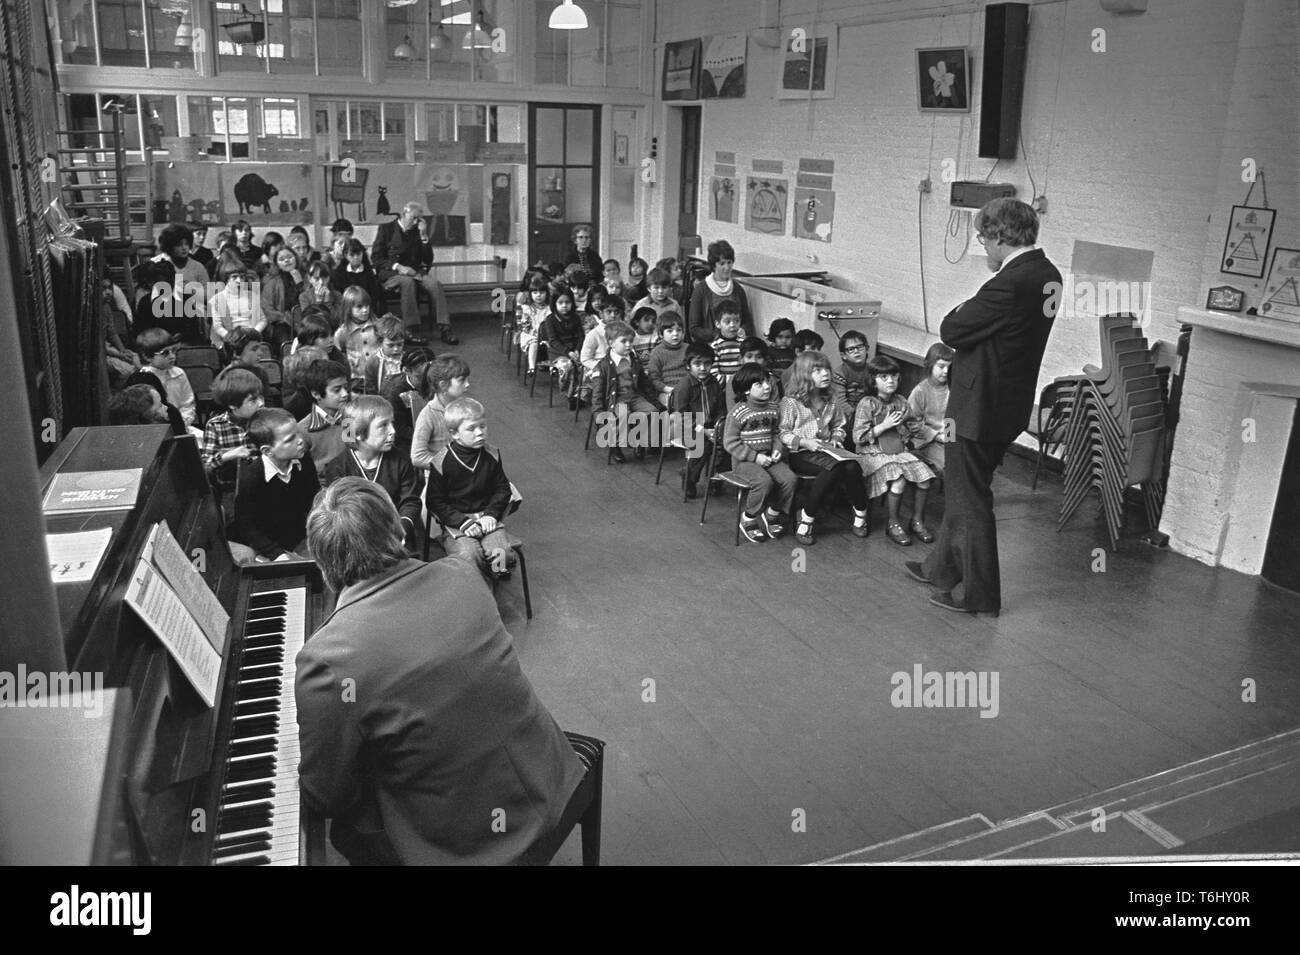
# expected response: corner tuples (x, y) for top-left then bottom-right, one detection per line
(1053, 313), (1168, 549)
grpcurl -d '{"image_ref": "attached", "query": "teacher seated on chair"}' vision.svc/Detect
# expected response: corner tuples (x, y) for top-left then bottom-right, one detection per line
(295, 478), (586, 864)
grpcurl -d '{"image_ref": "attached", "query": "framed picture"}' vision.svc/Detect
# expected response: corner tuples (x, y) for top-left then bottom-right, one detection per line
(1259, 247), (1300, 323)
(1206, 285), (1245, 313)
(614, 134), (629, 167)
(776, 27), (837, 99)
(1219, 205), (1275, 278)
(662, 39), (702, 101)
(916, 47), (972, 112)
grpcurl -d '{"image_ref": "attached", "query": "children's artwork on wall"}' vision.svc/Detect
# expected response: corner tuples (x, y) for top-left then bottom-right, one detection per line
(154, 163), (313, 225)
(424, 164), (470, 246)
(702, 33), (747, 98)
(794, 187), (835, 242)
(662, 39), (702, 101)
(745, 177), (788, 236)
(153, 162), (223, 224)
(488, 168), (513, 245)
(1259, 247), (1300, 323)
(328, 164), (369, 222)
(776, 28), (837, 99)
(710, 177), (738, 223)
(916, 48), (972, 112)
(1220, 205), (1276, 278)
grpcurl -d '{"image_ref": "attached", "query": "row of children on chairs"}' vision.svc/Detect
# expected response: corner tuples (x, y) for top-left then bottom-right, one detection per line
(514, 276), (957, 547)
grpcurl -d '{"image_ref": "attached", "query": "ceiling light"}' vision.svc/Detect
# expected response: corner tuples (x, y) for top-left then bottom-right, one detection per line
(462, 12), (493, 50)
(393, 34), (418, 59)
(548, 0), (587, 30)
(430, 23), (450, 50)
(222, 5), (265, 45)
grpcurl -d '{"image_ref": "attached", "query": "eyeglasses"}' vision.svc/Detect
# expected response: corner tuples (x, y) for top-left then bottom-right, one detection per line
(844, 344), (868, 354)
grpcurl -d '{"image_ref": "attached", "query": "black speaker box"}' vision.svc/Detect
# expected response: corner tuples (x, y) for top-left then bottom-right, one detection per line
(979, 3), (1030, 159)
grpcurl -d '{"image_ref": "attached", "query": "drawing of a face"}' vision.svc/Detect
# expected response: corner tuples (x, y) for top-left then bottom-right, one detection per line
(430, 167), (459, 195)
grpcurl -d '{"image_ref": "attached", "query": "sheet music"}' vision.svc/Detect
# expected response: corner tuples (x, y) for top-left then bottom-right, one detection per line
(46, 528), (113, 584)
(124, 559), (221, 708)
(143, 522), (230, 653)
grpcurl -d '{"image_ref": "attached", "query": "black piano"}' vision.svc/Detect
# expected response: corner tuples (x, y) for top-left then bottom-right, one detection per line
(37, 425), (332, 865)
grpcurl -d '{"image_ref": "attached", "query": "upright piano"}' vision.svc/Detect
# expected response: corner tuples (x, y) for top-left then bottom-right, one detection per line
(36, 425), (332, 865)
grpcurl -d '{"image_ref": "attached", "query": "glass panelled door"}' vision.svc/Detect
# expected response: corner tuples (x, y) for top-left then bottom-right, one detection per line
(528, 104), (601, 270)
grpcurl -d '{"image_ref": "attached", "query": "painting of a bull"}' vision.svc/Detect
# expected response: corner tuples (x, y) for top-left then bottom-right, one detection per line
(233, 173), (279, 215)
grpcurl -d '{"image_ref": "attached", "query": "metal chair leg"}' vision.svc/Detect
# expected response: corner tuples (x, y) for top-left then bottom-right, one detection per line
(733, 487), (745, 546)
(514, 544), (532, 620)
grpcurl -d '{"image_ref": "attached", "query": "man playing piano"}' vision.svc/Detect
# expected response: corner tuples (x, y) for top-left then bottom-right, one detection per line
(296, 479), (589, 864)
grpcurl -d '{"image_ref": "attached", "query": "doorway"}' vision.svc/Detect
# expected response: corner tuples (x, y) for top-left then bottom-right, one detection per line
(528, 104), (601, 271)
(1262, 404), (1300, 594)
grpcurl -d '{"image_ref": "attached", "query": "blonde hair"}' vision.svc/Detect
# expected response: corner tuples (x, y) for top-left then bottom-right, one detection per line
(340, 395), (393, 449)
(785, 350), (832, 404)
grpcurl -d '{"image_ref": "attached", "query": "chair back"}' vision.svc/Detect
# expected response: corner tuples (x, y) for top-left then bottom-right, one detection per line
(176, 344), (222, 374)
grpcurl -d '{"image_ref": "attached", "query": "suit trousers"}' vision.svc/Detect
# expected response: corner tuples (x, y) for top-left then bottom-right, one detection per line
(385, 272), (451, 330)
(921, 435), (1009, 612)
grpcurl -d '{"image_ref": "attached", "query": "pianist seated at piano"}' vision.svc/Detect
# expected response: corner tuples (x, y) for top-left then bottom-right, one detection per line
(229, 407), (319, 564)
(322, 395), (423, 555)
(297, 479), (587, 864)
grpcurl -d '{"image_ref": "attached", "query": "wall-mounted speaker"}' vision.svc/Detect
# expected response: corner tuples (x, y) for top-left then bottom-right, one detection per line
(978, 3), (1030, 159)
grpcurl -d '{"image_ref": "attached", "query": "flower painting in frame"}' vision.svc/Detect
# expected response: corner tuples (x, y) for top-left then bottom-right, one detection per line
(917, 48), (971, 112)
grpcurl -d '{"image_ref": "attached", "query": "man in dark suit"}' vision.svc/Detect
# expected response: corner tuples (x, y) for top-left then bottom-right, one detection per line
(907, 199), (1061, 616)
(296, 479), (589, 864)
(372, 201), (458, 345)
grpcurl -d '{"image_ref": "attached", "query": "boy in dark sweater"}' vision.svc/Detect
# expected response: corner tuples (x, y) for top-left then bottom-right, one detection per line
(425, 397), (515, 583)
(230, 407), (319, 563)
(670, 343), (726, 499)
(722, 363), (796, 543)
(647, 313), (689, 408)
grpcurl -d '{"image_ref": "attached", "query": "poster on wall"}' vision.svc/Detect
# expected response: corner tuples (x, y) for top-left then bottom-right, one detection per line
(709, 177), (739, 223)
(154, 164), (314, 226)
(1219, 205), (1276, 278)
(916, 48), (972, 112)
(1259, 247), (1300, 323)
(702, 33), (747, 98)
(793, 187), (835, 242)
(662, 39), (703, 101)
(776, 28), (837, 99)
(745, 177), (788, 236)
(487, 167), (514, 245)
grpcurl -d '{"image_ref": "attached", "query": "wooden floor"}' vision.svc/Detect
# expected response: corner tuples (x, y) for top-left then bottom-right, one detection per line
(451, 318), (1300, 865)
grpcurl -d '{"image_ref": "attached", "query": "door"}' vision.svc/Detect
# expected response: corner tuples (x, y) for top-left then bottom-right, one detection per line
(1262, 406), (1300, 594)
(677, 105), (701, 255)
(528, 104), (601, 271)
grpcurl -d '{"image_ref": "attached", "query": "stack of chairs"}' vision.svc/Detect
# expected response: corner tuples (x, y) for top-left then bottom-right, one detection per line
(1054, 313), (1167, 549)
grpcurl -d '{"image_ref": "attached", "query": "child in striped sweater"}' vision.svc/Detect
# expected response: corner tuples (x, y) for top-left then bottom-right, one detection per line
(722, 363), (798, 543)
(711, 302), (745, 403)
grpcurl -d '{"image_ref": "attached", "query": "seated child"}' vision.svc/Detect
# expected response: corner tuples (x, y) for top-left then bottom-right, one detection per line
(723, 363), (797, 543)
(281, 346), (325, 420)
(629, 306), (660, 368)
(670, 343), (726, 499)
(229, 407), (318, 564)
(655, 257), (688, 309)
(202, 367), (264, 497)
(622, 257), (649, 308)
(292, 308), (347, 365)
(539, 286), (584, 410)
(766, 318), (796, 375)
(223, 326), (269, 371)
(852, 354), (937, 546)
(362, 314), (406, 395)
(298, 260), (339, 323)
(633, 267), (685, 324)
(782, 328), (826, 393)
(424, 397), (516, 583)
(411, 353), (471, 470)
(335, 285), (376, 370)
(584, 284), (609, 327)
(516, 272), (551, 377)
(647, 313), (689, 408)
(739, 336), (782, 399)
(907, 342), (954, 475)
(107, 384), (170, 426)
(580, 295), (624, 374)
(709, 302), (744, 402)
(120, 372), (187, 436)
(382, 345), (435, 458)
(563, 263), (593, 316)
(136, 328), (198, 428)
(298, 358), (352, 475)
(591, 320), (660, 463)
(323, 395), (423, 554)
(833, 330), (872, 444)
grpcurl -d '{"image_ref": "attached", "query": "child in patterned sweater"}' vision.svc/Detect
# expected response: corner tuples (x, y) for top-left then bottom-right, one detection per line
(723, 364), (797, 543)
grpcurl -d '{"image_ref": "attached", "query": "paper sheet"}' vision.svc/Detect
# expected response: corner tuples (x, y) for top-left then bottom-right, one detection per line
(143, 522), (230, 653)
(124, 559), (221, 708)
(46, 528), (114, 584)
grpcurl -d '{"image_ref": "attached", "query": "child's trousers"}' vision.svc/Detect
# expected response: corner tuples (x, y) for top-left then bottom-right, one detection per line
(731, 460), (797, 517)
(440, 528), (515, 582)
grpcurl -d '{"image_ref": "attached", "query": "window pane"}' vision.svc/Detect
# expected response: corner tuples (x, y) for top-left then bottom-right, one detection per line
(149, 2), (197, 69)
(568, 0), (603, 87)
(97, 0), (147, 68)
(532, 0), (566, 85)
(55, 0), (97, 66)
(318, 2), (363, 75)
(425, 103), (456, 142)
(474, 0), (514, 84)
(535, 108), (564, 164)
(142, 96), (179, 150)
(386, 0), (427, 80)
(606, 3), (641, 89)
(565, 108), (593, 164)
(99, 94), (141, 150)
(565, 168), (592, 223)
(215, 0), (265, 72)
(535, 167), (565, 223)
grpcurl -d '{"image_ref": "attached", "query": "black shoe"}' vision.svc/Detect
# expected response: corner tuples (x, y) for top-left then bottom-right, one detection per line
(904, 560), (932, 585)
(887, 522), (913, 546)
(440, 328), (459, 346)
(568, 397), (578, 411)
(910, 519), (935, 544)
(684, 484), (699, 500)
(634, 447), (646, 461)
(928, 592), (999, 618)
(611, 449), (627, 463)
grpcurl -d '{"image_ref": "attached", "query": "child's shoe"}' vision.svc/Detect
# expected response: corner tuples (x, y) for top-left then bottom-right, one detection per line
(611, 448), (627, 463)
(568, 396), (579, 411)
(887, 522), (912, 546)
(740, 514), (769, 543)
(684, 483), (699, 500)
(909, 519), (935, 543)
(794, 510), (815, 545)
(852, 506), (871, 538)
(760, 508), (785, 538)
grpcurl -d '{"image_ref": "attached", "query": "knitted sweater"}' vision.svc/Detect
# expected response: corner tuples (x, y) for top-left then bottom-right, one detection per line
(711, 335), (743, 379)
(723, 399), (783, 462)
(833, 360), (873, 422)
(231, 455), (319, 559)
(539, 310), (584, 357)
(907, 378), (950, 445)
(425, 443), (512, 533)
(648, 341), (690, 394)
(779, 394), (847, 450)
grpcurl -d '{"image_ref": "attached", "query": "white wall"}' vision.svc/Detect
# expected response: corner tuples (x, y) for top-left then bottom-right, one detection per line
(644, 0), (1298, 396)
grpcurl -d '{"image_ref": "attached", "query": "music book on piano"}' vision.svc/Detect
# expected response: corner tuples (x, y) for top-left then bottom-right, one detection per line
(142, 522), (231, 653)
(42, 468), (143, 514)
(124, 557), (223, 708)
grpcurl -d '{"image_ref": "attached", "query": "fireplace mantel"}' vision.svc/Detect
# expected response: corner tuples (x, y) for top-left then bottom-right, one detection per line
(1178, 306), (1300, 350)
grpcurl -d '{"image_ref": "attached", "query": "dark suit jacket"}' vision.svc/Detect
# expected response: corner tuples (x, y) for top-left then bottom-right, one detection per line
(295, 558), (585, 864)
(371, 221), (432, 283)
(941, 248), (1062, 445)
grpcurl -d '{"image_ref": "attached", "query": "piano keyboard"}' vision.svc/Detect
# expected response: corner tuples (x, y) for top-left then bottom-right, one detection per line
(212, 587), (306, 866)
